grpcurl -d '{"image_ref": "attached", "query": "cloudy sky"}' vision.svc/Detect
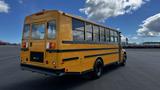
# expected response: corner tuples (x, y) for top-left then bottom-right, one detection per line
(0, 0), (160, 43)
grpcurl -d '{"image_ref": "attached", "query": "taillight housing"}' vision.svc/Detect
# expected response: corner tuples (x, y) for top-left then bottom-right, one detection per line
(22, 42), (28, 48)
(46, 42), (56, 49)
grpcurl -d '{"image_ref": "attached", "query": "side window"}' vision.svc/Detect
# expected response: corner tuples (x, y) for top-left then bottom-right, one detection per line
(100, 27), (105, 42)
(110, 30), (119, 43)
(105, 28), (110, 42)
(110, 30), (115, 42)
(93, 25), (100, 42)
(47, 20), (56, 39)
(85, 23), (93, 41)
(72, 18), (85, 41)
(114, 31), (118, 43)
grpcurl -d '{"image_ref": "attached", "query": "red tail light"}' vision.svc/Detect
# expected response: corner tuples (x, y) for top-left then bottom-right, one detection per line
(22, 42), (28, 48)
(22, 42), (26, 48)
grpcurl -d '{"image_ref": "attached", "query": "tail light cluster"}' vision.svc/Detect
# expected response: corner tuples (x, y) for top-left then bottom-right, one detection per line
(22, 42), (28, 48)
(46, 42), (56, 49)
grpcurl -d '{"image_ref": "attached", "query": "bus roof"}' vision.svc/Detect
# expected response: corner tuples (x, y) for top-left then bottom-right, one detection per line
(28, 10), (120, 33)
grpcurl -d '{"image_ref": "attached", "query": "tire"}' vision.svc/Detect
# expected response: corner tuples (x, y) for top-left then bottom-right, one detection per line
(120, 54), (127, 66)
(91, 59), (104, 79)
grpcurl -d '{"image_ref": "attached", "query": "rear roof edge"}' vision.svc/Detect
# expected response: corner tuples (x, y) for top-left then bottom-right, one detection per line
(25, 9), (120, 33)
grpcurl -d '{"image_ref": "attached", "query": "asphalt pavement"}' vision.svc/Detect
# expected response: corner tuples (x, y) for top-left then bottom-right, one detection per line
(0, 46), (160, 90)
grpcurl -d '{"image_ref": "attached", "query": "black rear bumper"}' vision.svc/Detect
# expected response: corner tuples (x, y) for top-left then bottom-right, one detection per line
(21, 64), (65, 76)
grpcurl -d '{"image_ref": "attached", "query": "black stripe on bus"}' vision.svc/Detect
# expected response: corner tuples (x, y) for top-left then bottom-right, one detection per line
(63, 57), (79, 62)
(21, 48), (29, 51)
(46, 48), (118, 53)
(62, 41), (118, 44)
(84, 52), (119, 58)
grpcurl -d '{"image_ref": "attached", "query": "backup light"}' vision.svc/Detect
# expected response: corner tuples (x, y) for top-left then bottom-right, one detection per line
(46, 42), (56, 49)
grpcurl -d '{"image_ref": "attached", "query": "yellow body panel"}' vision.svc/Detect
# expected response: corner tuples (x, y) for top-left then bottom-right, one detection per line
(20, 10), (123, 74)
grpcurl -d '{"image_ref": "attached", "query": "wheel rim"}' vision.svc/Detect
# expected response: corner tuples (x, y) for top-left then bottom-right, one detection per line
(123, 55), (127, 64)
(96, 62), (102, 76)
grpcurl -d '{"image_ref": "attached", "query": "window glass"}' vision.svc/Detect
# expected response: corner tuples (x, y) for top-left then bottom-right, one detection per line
(110, 30), (116, 42)
(85, 23), (92, 41)
(72, 19), (85, 41)
(47, 20), (56, 39)
(73, 30), (84, 41)
(112, 31), (118, 42)
(115, 37), (118, 42)
(111, 37), (114, 42)
(32, 24), (45, 40)
(86, 32), (92, 41)
(23, 24), (30, 39)
(114, 31), (118, 37)
(110, 30), (114, 36)
(100, 27), (105, 42)
(105, 28), (110, 42)
(114, 31), (118, 42)
(72, 19), (84, 31)
(93, 25), (99, 42)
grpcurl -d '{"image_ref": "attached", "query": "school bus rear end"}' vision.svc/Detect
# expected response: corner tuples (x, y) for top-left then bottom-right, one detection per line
(20, 10), (65, 76)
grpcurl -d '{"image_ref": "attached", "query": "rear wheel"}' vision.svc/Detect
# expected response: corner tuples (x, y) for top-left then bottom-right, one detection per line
(91, 59), (104, 79)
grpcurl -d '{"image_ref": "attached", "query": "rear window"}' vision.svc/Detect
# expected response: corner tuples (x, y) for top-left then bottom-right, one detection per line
(31, 23), (45, 40)
(23, 24), (30, 39)
(47, 20), (56, 39)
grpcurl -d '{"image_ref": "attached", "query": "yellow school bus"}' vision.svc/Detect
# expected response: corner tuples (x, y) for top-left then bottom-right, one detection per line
(20, 10), (127, 79)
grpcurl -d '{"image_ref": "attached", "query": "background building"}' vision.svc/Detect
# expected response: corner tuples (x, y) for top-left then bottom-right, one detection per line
(143, 42), (160, 46)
